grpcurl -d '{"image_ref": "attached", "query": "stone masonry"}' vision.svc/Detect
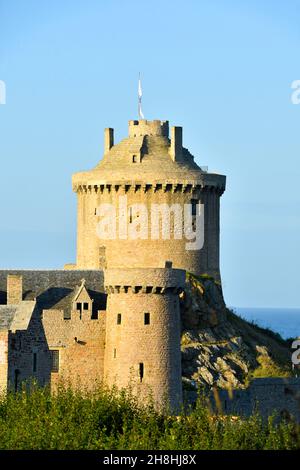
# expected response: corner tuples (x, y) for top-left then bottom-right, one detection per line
(0, 119), (226, 411)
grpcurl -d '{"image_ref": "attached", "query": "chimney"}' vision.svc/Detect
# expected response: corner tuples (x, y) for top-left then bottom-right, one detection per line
(104, 128), (114, 154)
(170, 126), (182, 162)
(7, 275), (23, 305)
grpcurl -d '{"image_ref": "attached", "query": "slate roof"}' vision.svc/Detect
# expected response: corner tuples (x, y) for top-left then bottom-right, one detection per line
(0, 301), (36, 332)
(0, 270), (106, 320)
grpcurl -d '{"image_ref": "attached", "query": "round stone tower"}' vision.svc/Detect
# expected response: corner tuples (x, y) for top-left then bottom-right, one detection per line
(103, 266), (185, 410)
(72, 119), (226, 280)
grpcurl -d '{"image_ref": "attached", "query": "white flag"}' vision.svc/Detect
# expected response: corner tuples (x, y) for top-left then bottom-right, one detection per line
(138, 75), (144, 119)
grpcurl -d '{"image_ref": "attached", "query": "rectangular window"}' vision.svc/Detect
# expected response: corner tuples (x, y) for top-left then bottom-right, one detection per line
(191, 199), (198, 216)
(83, 302), (89, 310)
(113, 348), (117, 359)
(33, 352), (37, 373)
(14, 369), (20, 393)
(76, 302), (82, 311)
(132, 155), (137, 163)
(144, 312), (150, 325)
(129, 207), (133, 223)
(117, 313), (122, 325)
(51, 350), (59, 373)
(139, 363), (144, 382)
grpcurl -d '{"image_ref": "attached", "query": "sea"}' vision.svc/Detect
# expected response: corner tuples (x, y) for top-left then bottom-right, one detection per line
(233, 307), (300, 340)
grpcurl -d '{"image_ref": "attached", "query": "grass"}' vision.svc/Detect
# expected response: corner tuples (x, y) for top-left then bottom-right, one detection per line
(227, 308), (288, 346)
(0, 384), (299, 450)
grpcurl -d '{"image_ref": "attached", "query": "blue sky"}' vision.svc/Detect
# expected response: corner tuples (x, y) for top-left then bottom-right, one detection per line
(0, 0), (299, 307)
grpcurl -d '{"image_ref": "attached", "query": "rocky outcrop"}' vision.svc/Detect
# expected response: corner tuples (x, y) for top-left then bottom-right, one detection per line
(181, 273), (292, 391)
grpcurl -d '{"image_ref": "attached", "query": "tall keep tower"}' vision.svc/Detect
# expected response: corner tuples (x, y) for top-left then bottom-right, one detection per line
(72, 120), (226, 280)
(104, 266), (185, 410)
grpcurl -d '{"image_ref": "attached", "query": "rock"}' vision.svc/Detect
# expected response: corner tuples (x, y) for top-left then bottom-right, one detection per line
(181, 276), (291, 391)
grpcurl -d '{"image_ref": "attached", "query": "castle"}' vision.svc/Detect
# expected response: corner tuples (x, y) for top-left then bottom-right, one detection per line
(0, 119), (226, 410)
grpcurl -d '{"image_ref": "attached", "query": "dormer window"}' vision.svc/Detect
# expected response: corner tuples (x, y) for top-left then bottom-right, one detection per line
(72, 279), (92, 319)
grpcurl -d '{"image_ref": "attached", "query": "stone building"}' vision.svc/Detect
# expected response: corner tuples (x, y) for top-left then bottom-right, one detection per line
(0, 119), (226, 410)
(71, 119), (226, 279)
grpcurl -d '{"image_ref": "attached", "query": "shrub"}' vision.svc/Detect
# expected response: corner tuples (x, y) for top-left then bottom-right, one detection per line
(0, 385), (299, 450)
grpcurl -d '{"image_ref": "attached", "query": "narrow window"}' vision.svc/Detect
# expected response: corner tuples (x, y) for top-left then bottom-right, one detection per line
(94, 208), (97, 215)
(14, 369), (20, 393)
(113, 348), (117, 359)
(139, 363), (144, 382)
(129, 206), (133, 223)
(76, 302), (82, 319)
(191, 199), (198, 216)
(132, 155), (137, 163)
(51, 350), (59, 373)
(144, 312), (150, 325)
(83, 302), (89, 310)
(63, 311), (71, 320)
(117, 313), (122, 325)
(33, 353), (37, 373)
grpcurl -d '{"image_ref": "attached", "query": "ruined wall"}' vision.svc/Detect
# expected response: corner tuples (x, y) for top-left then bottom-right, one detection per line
(213, 378), (300, 422)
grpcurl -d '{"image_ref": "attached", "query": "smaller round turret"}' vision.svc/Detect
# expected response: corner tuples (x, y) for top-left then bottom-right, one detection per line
(103, 265), (185, 411)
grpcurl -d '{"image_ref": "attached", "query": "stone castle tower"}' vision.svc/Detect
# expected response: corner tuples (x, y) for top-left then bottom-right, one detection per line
(0, 119), (226, 411)
(71, 119), (226, 280)
(104, 267), (185, 410)
(67, 119), (226, 409)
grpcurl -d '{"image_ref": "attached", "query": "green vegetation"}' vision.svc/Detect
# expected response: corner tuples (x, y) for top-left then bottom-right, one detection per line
(250, 354), (291, 379)
(0, 385), (299, 450)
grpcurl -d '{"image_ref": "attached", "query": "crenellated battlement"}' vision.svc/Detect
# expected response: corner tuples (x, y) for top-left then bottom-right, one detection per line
(104, 267), (186, 295)
(105, 285), (182, 294)
(128, 119), (169, 138)
(73, 180), (225, 196)
(104, 264), (184, 410)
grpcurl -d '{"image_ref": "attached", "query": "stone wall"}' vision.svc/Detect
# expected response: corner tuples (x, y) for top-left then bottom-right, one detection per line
(75, 185), (222, 280)
(104, 267), (185, 411)
(212, 378), (300, 422)
(7, 275), (23, 304)
(42, 309), (106, 391)
(7, 307), (50, 390)
(0, 331), (8, 393)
